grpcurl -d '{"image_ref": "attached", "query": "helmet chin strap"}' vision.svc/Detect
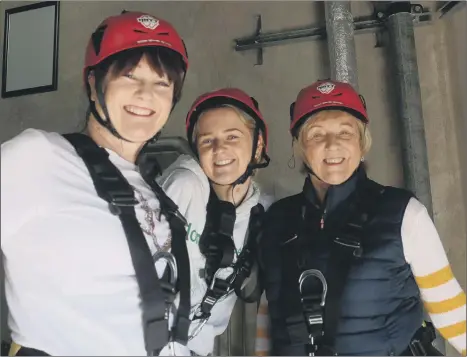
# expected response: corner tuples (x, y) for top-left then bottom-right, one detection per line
(303, 163), (324, 183)
(212, 127), (270, 189)
(90, 69), (185, 144)
(89, 70), (135, 143)
(229, 127), (269, 186)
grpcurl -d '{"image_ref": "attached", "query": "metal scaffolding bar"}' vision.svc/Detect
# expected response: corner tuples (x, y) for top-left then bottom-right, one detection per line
(386, 7), (443, 351)
(387, 6), (434, 217)
(325, 1), (359, 89)
(234, 13), (432, 53)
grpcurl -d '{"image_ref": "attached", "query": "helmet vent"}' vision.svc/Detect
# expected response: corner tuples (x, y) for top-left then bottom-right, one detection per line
(92, 25), (107, 56)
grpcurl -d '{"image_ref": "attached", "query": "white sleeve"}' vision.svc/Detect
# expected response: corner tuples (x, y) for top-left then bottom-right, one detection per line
(1, 129), (52, 244)
(401, 197), (466, 355)
(157, 160), (210, 219)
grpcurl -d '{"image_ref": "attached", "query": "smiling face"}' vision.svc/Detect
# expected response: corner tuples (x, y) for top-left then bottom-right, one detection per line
(195, 106), (256, 185)
(89, 54), (174, 143)
(299, 110), (363, 185)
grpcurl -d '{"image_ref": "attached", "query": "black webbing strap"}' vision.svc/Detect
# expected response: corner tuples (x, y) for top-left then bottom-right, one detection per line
(232, 203), (264, 303)
(63, 133), (188, 354)
(136, 137), (192, 346)
(190, 198), (264, 339)
(140, 170), (191, 345)
(199, 189), (237, 282)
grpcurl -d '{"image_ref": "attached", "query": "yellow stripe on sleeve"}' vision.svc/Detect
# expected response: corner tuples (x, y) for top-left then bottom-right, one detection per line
(415, 265), (454, 289)
(424, 292), (466, 314)
(437, 320), (466, 339)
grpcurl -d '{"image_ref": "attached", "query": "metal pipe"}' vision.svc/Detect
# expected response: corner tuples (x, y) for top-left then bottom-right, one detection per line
(324, 2), (359, 89)
(386, 9), (434, 218)
(386, 7), (443, 353)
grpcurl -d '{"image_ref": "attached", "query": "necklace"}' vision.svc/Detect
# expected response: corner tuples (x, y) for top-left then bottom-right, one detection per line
(133, 186), (172, 252)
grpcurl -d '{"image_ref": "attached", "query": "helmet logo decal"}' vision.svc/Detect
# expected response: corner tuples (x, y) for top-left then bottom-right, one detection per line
(137, 15), (159, 30)
(316, 82), (335, 94)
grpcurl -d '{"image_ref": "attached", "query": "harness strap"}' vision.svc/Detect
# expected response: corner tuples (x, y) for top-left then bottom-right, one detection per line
(232, 203), (264, 303)
(141, 171), (191, 345)
(63, 133), (190, 354)
(190, 194), (264, 339)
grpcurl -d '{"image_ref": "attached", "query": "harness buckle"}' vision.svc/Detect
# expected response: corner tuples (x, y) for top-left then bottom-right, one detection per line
(409, 339), (426, 356)
(108, 195), (139, 215)
(210, 269), (232, 291)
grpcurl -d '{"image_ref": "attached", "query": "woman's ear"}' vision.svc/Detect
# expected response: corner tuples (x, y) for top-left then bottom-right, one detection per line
(255, 134), (265, 162)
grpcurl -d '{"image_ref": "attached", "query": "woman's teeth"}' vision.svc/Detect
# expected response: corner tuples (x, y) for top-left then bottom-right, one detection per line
(324, 158), (344, 164)
(215, 159), (234, 166)
(124, 105), (154, 116)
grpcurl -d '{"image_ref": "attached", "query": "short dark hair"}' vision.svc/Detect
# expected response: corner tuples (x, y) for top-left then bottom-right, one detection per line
(88, 46), (186, 104)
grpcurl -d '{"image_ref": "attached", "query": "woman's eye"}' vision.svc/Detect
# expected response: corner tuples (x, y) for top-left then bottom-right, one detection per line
(227, 135), (238, 140)
(155, 81), (170, 87)
(339, 131), (353, 138)
(124, 73), (136, 80)
(310, 133), (324, 140)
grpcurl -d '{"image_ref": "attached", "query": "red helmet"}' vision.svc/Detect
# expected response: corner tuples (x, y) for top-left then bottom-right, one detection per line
(185, 88), (268, 150)
(83, 11), (188, 81)
(290, 80), (368, 137)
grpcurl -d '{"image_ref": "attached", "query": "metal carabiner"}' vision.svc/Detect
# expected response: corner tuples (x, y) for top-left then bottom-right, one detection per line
(148, 251), (179, 357)
(299, 269), (328, 306)
(188, 269), (230, 341)
(189, 316), (209, 341)
(153, 250), (178, 286)
(153, 250), (178, 323)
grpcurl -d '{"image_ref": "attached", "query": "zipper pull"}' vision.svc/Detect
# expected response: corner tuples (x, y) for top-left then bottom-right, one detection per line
(320, 209), (326, 230)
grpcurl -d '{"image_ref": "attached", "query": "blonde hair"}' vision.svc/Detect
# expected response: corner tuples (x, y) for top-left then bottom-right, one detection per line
(192, 104), (264, 165)
(295, 110), (372, 157)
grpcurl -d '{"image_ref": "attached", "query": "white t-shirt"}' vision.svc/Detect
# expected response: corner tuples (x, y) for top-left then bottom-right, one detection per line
(1, 129), (185, 356)
(157, 155), (266, 356)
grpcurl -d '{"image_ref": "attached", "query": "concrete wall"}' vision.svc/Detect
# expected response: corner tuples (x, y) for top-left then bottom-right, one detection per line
(1, 1), (465, 355)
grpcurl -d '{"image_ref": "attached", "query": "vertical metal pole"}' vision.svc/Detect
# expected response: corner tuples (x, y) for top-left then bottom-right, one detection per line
(324, 1), (359, 89)
(386, 3), (434, 217)
(386, 2), (442, 353)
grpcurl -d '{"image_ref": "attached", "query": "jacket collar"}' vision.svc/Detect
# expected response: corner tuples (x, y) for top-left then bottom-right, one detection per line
(303, 163), (367, 215)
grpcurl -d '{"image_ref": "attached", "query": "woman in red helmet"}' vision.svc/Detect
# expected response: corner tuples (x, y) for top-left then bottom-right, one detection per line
(157, 88), (271, 356)
(255, 80), (466, 356)
(1, 11), (192, 356)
